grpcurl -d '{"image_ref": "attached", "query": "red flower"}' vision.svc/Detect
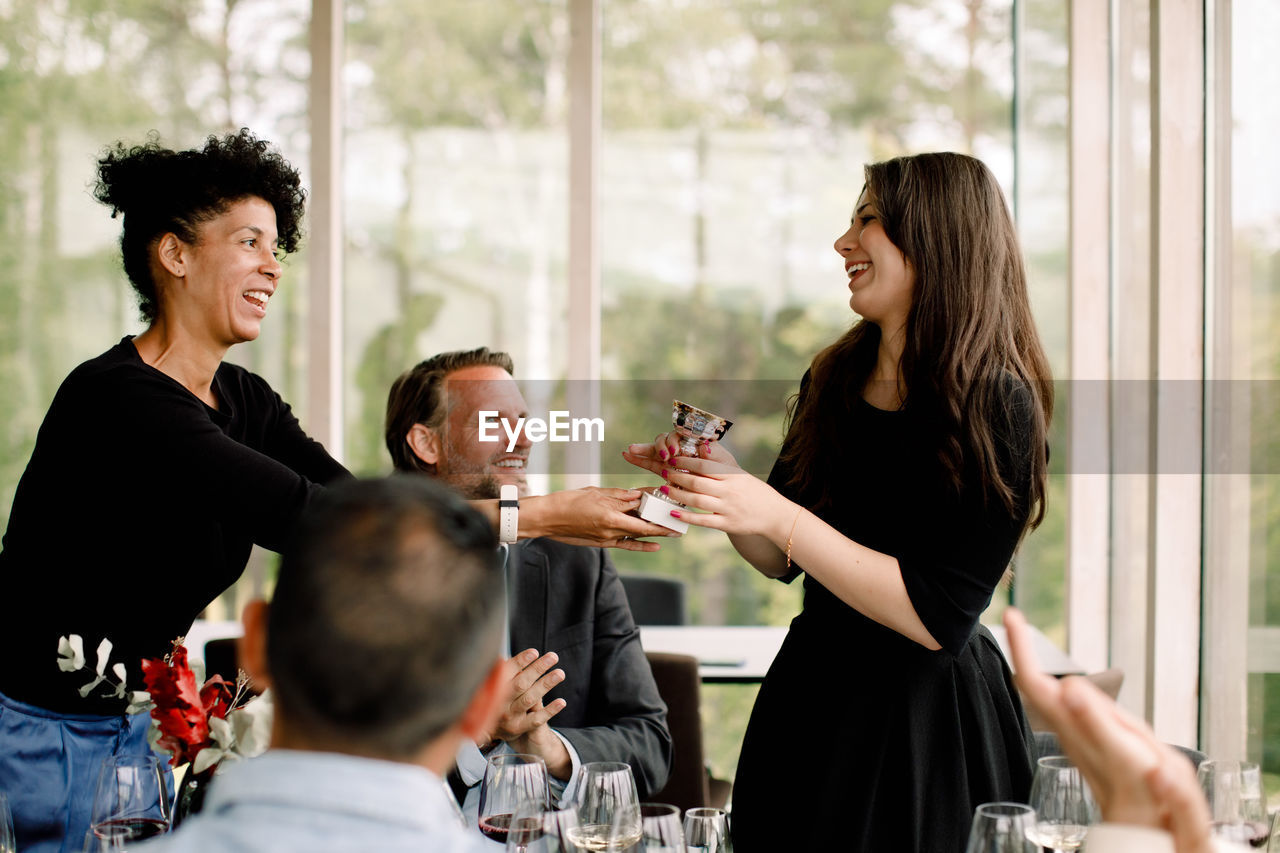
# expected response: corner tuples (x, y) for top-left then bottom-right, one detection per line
(142, 641), (238, 769)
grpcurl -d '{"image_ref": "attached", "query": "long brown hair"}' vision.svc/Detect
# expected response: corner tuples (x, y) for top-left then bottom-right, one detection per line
(780, 152), (1053, 527)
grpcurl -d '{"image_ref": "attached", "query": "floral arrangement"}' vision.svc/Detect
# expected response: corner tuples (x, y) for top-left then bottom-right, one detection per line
(140, 639), (271, 775)
(57, 634), (272, 775)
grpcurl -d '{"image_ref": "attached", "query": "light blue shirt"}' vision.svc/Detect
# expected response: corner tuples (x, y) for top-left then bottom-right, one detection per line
(136, 750), (491, 853)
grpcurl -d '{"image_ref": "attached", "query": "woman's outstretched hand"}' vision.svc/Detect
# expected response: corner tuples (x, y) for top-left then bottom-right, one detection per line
(522, 487), (676, 552)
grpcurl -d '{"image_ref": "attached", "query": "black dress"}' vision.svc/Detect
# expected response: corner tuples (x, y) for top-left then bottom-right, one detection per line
(729, 385), (1037, 853)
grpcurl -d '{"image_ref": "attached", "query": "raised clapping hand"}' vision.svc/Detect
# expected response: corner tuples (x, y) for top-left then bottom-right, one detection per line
(482, 648), (572, 779)
(1003, 608), (1214, 853)
(622, 433), (792, 538)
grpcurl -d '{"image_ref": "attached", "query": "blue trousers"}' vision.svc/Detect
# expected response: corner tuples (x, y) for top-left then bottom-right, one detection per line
(0, 689), (167, 853)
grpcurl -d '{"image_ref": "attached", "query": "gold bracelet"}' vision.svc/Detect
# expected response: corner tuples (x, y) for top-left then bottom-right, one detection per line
(785, 506), (803, 570)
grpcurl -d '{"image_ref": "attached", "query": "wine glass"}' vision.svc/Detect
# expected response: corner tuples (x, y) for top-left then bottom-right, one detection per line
(0, 792), (15, 853)
(504, 800), (580, 853)
(638, 803), (683, 851)
(682, 807), (730, 853)
(1027, 756), (1094, 851)
(81, 830), (129, 853)
(1198, 759), (1269, 847)
(567, 761), (642, 851)
(89, 754), (172, 846)
(479, 754), (550, 847)
(964, 802), (1037, 853)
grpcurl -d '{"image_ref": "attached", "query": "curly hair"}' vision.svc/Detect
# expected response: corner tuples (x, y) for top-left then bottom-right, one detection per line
(93, 128), (306, 323)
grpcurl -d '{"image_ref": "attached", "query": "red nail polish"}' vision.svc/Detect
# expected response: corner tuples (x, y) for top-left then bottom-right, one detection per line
(659, 485), (669, 495)
(670, 510), (681, 518)
(661, 469), (668, 479)
(659, 449), (668, 460)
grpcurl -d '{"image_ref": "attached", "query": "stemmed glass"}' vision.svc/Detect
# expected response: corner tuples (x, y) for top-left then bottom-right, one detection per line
(1198, 759), (1269, 848)
(964, 802), (1037, 853)
(0, 792), (15, 853)
(682, 807), (730, 853)
(1027, 756), (1094, 851)
(638, 803), (683, 852)
(567, 761), (642, 851)
(504, 801), (580, 853)
(88, 754), (172, 846)
(479, 754), (550, 847)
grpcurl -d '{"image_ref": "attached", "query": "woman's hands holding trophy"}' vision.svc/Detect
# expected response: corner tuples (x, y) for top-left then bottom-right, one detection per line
(622, 400), (794, 539)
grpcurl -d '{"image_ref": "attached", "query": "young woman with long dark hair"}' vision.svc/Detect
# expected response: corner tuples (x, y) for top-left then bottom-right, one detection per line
(626, 151), (1053, 852)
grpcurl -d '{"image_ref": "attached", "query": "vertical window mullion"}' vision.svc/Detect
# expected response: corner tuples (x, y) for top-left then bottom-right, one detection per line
(308, 0), (345, 460)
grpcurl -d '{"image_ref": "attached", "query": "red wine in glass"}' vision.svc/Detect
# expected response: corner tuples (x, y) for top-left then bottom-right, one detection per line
(93, 817), (169, 841)
(479, 813), (513, 842)
(479, 813), (544, 846)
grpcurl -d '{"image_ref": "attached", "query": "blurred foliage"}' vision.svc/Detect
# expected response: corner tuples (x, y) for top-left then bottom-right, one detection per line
(0, 0), (297, 523)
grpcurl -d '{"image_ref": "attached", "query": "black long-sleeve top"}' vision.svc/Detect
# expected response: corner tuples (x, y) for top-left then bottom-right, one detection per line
(0, 337), (352, 714)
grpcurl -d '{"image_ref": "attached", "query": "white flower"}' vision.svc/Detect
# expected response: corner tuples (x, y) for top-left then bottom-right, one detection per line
(93, 638), (113, 675)
(228, 689), (273, 759)
(57, 635), (85, 672)
(108, 664), (129, 699)
(146, 718), (164, 753)
(193, 718), (234, 774)
(77, 637), (120, 698)
(125, 690), (153, 716)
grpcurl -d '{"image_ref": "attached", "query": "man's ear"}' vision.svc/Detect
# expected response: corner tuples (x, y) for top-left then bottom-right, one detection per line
(239, 599), (272, 690)
(156, 232), (187, 278)
(457, 658), (510, 742)
(407, 423), (441, 466)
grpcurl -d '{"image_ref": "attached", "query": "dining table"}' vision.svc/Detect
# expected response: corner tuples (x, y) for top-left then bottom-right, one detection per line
(638, 621), (1084, 684)
(185, 617), (1084, 686)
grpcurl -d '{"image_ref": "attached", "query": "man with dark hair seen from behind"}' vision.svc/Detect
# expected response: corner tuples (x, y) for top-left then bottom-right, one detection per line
(138, 476), (507, 852)
(384, 348), (671, 818)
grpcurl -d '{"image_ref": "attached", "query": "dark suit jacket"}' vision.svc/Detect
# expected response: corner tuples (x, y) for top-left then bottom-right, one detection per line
(507, 538), (672, 798)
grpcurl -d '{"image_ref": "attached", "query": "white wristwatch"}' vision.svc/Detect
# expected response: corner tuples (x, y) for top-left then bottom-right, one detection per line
(499, 484), (519, 545)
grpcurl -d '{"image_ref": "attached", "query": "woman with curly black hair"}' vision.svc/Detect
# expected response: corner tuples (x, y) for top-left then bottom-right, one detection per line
(0, 129), (349, 853)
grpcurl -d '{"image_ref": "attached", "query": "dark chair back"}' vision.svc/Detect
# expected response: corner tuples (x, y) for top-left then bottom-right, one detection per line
(203, 637), (241, 684)
(644, 651), (732, 811)
(620, 574), (687, 626)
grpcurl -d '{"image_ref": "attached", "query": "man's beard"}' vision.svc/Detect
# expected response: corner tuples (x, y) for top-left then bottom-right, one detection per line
(453, 473), (502, 500)
(437, 442), (506, 499)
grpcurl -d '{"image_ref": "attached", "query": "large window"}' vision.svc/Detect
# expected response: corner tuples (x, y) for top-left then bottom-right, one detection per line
(591, 0), (1068, 780)
(342, 0), (571, 479)
(1230, 2), (1280, 793)
(8, 0), (1269, 786)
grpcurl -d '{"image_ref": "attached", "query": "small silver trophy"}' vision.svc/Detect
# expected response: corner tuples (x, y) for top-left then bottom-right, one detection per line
(637, 400), (734, 534)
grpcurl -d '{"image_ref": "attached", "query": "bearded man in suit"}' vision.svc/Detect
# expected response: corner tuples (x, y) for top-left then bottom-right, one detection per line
(384, 348), (671, 815)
